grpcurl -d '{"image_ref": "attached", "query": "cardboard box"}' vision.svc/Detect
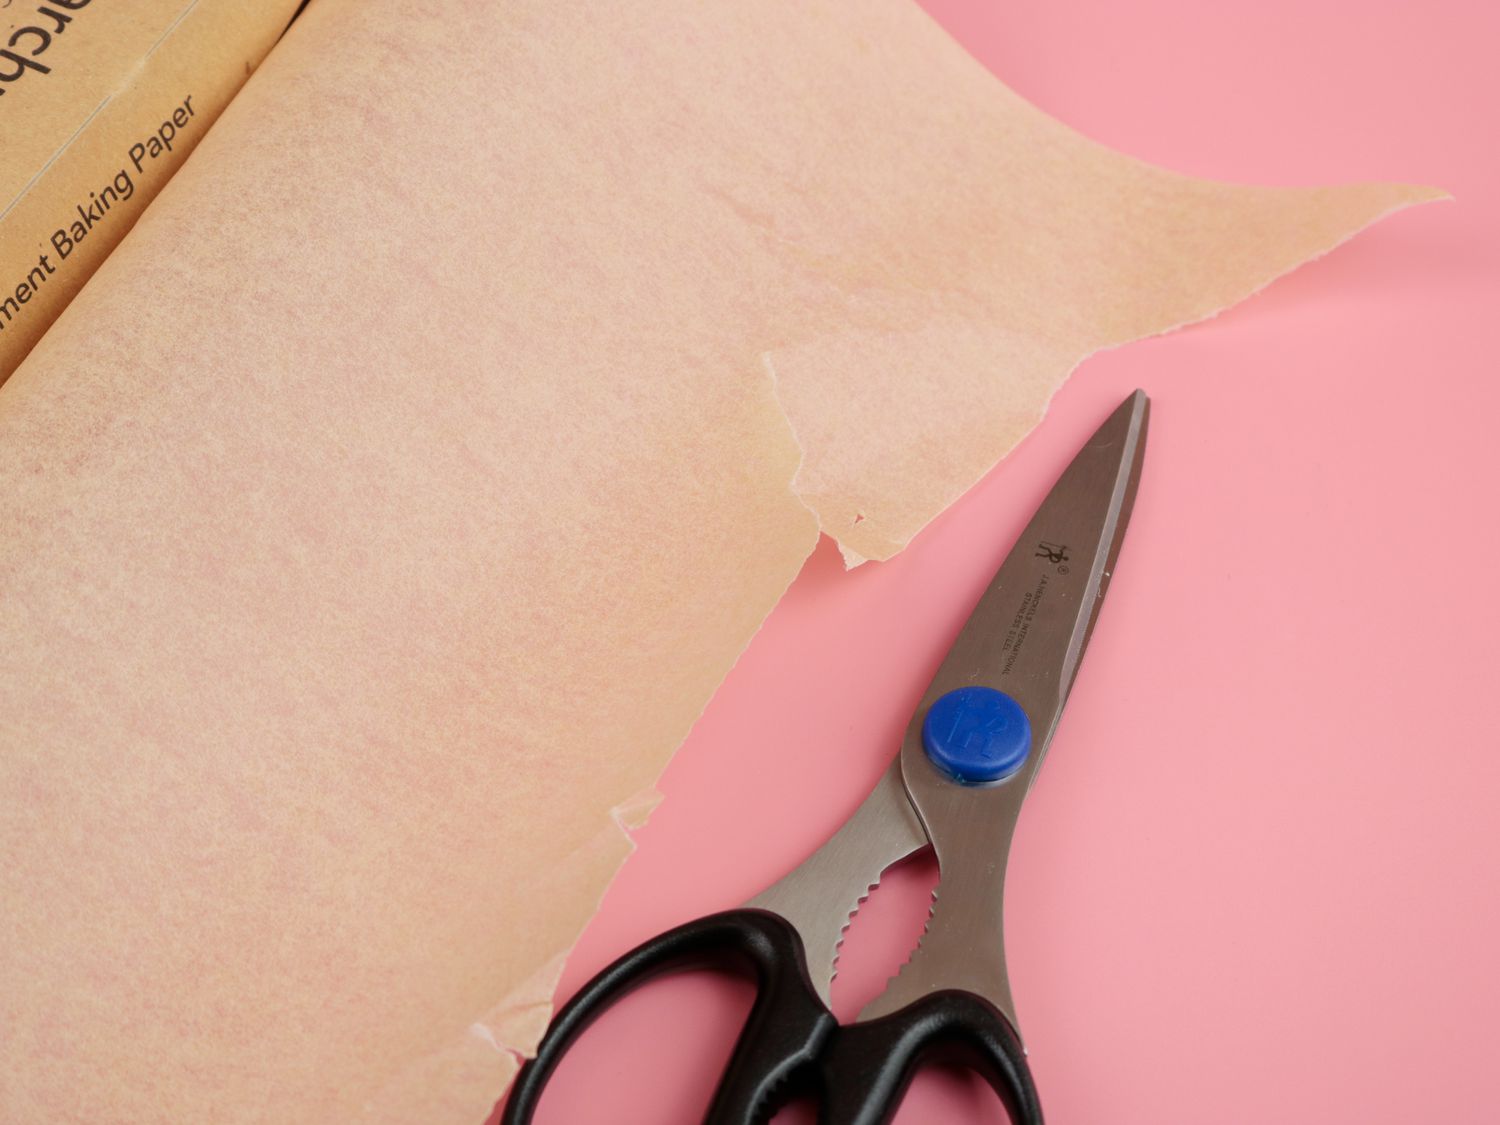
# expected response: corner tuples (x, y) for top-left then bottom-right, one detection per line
(0, 0), (301, 384)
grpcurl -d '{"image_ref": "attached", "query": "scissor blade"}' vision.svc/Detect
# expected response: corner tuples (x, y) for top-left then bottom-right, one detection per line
(923, 389), (1147, 779)
(745, 762), (927, 1005)
(860, 389), (1148, 1029)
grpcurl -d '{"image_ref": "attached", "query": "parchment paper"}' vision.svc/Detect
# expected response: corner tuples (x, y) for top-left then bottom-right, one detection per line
(0, 0), (1440, 1121)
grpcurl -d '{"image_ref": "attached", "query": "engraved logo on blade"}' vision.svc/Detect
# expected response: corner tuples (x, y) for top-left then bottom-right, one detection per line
(1034, 541), (1069, 565)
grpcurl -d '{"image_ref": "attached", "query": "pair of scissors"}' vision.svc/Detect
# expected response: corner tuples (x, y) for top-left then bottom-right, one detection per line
(502, 390), (1150, 1125)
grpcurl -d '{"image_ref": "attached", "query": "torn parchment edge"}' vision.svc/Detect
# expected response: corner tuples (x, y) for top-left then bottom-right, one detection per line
(773, 187), (1448, 569)
(392, 397), (821, 1119)
(487, 786), (666, 1054)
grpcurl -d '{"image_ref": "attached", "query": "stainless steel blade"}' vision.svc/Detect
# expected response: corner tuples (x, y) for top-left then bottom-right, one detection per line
(745, 761), (927, 1007)
(861, 389), (1149, 1032)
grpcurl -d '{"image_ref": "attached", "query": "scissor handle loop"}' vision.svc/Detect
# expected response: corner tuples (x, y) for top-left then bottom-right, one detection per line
(817, 989), (1043, 1125)
(501, 911), (1043, 1124)
(500, 908), (835, 1125)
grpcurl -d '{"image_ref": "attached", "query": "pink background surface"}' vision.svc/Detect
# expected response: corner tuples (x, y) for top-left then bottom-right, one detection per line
(501, 0), (1500, 1121)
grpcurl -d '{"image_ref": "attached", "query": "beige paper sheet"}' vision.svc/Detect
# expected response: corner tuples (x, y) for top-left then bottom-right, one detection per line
(0, 1), (1439, 1121)
(0, 0), (302, 382)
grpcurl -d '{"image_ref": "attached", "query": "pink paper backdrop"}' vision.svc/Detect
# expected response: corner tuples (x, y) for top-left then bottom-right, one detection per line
(502, 0), (1500, 1121)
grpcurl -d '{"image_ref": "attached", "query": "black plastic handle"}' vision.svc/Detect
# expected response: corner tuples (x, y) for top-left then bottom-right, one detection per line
(499, 908), (836, 1125)
(500, 908), (1043, 1124)
(815, 990), (1043, 1125)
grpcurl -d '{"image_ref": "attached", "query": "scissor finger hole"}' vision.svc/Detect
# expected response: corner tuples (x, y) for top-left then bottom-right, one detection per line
(886, 1063), (1015, 1124)
(494, 970), (756, 1125)
(765, 1066), (1011, 1125)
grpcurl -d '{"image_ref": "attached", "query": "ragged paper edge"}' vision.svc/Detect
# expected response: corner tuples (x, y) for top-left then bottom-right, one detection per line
(384, 448), (824, 1119)
(470, 533), (813, 1068)
(364, 829), (621, 1124)
(400, 791), (714, 1119)
(478, 788), (662, 1061)
(796, 185), (1448, 568)
(402, 477), (821, 1120)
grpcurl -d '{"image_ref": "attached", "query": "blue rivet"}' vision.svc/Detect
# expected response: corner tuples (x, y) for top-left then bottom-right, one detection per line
(921, 687), (1031, 785)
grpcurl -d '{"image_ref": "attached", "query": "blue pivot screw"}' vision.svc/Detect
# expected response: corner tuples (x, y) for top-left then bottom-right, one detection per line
(921, 686), (1032, 785)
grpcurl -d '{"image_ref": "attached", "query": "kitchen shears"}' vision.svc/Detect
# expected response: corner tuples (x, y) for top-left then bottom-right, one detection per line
(502, 390), (1150, 1125)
